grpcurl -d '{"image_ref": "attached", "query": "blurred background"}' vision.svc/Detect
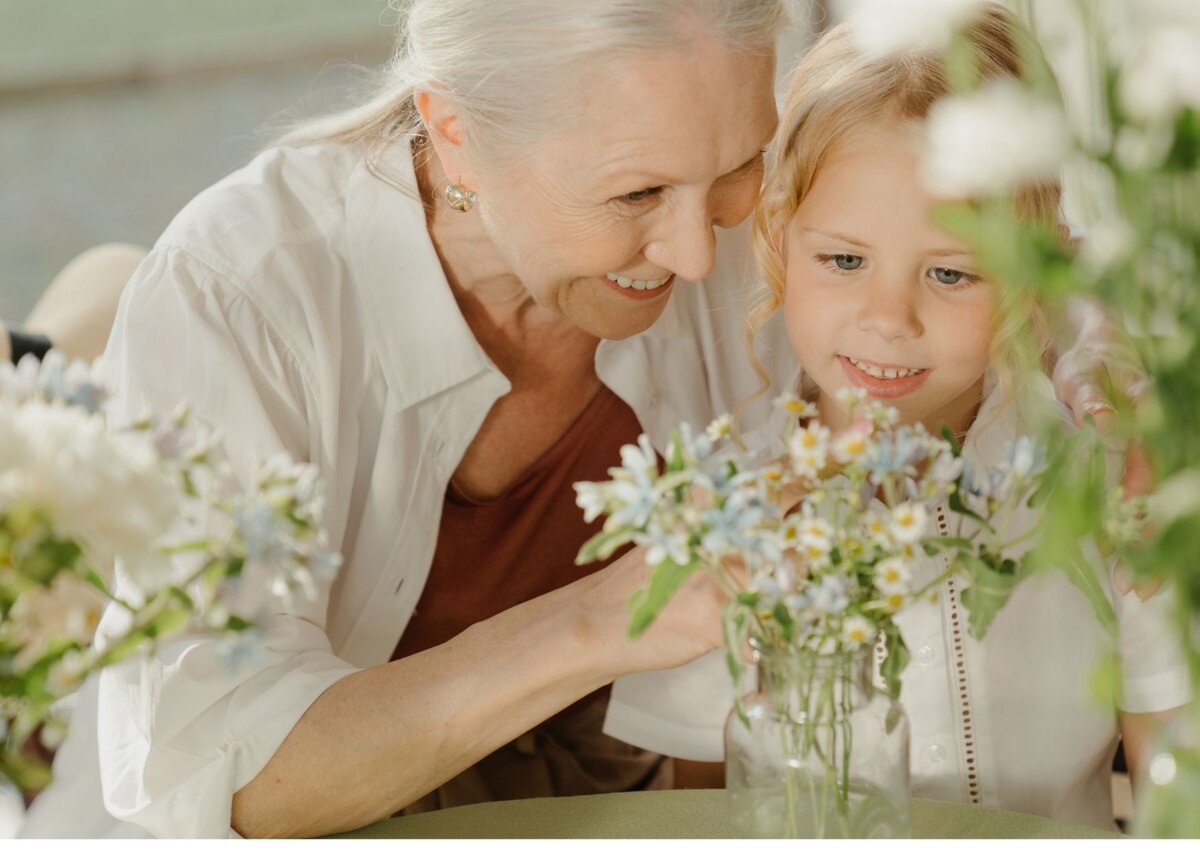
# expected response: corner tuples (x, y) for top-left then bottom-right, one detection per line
(0, 0), (395, 324)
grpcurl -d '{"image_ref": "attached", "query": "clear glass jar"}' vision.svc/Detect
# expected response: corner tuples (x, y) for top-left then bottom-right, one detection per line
(725, 643), (911, 838)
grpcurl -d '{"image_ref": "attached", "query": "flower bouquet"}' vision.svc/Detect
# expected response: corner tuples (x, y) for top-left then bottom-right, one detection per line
(575, 389), (1075, 837)
(0, 353), (339, 793)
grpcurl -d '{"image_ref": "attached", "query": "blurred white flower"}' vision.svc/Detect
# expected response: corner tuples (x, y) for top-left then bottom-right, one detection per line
(889, 503), (929, 544)
(832, 427), (872, 465)
(1118, 28), (1200, 125)
(840, 0), (988, 59)
(0, 402), (180, 579)
(922, 81), (1072, 198)
(874, 556), (912, 594)
(842, 614), (875, 649)
(774, 393), (819, 420)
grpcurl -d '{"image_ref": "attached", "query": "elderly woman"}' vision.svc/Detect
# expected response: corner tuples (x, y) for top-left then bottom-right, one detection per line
(20, 0), (1140, 840)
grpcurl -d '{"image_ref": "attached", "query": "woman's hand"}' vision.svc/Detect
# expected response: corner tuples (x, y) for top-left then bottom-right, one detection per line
(580, 545), (727, 678)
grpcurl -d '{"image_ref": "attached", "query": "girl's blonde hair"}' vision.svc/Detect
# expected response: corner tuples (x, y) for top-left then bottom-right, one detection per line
(746, 2), (1062, 416)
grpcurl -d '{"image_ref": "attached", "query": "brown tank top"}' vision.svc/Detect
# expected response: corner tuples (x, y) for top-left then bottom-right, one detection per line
(393, 384), (672, 814)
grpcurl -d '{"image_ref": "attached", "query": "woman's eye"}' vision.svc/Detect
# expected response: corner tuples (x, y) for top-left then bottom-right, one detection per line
(930, 267), (979, 287)
(818, 253), (863, 271)
(621, 187), (662, 203)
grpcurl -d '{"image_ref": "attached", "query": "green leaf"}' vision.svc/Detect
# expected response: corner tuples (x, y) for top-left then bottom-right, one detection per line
(626, 557), (696, 639)
(922, 536), (974, 555)
(880, 624), (910, 706)
(74, 567), (109, 598)
(957, 554), (1019, 640)
(576, 529), (635, 565)
(771, 601), (795, 643)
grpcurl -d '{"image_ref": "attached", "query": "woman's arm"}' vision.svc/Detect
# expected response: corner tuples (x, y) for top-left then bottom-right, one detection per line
(231, 548), (726, 838)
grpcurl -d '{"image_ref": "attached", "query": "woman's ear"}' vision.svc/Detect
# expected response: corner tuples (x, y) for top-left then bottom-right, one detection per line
(414, 89), (477, 189)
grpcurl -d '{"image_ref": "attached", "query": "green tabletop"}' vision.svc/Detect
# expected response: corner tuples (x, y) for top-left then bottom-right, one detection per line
(333, 790), (1122, 839)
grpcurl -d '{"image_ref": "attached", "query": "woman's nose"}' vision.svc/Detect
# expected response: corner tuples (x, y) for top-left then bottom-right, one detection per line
(856, 276), (923, 341)
(643, 201), (718, 283)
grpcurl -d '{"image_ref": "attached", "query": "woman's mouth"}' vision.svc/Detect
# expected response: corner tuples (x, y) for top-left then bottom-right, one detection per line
(838, 355), (929, 398)
(604, 272), (674, 300)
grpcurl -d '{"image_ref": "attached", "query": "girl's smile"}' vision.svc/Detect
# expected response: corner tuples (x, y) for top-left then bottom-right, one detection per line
(837, 355), (931, 398)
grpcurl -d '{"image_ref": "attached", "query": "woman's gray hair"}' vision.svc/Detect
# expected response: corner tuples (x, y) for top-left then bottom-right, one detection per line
(280, 0), (790, 168)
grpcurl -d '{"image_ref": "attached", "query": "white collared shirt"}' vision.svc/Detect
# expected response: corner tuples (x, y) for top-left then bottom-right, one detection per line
(19, 140), (796, 838)
(602, 369), (1191, 831)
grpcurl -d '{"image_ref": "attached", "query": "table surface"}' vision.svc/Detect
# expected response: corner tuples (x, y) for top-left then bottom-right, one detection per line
(332, 790), (1123, 839)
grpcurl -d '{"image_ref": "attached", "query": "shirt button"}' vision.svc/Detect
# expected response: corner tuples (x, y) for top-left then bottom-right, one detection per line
(926, 743), (947, 764)
(915, 644), (936, 665)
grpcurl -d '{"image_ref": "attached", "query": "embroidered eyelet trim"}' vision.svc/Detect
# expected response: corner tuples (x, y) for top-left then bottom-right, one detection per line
(938, 505), (982, 805)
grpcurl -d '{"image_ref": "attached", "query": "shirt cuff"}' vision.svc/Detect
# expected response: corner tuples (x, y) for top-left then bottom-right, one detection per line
(603, 695), (726, 762)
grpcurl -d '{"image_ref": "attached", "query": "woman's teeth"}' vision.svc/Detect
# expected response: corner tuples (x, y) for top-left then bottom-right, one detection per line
(847, 356), (925, 380)
(606, 272), (670, 291)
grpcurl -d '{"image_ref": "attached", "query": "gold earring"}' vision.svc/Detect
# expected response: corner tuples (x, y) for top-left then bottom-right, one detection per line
(443, 182), (477, 212)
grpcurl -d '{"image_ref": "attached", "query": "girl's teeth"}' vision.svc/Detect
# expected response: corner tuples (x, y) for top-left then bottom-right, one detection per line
(606, 272), (670, 290)
(847, 356), (924, 380)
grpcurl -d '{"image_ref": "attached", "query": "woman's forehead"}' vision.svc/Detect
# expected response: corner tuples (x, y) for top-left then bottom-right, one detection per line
(539, 43), (778, 188)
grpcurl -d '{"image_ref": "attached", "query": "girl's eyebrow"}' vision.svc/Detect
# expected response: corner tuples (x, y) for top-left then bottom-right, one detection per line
(798, 228), (870, 248)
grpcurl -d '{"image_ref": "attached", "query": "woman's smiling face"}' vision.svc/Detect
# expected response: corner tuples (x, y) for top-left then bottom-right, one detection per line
(782, 121), (996, 436)
(465, 36), (779, 340)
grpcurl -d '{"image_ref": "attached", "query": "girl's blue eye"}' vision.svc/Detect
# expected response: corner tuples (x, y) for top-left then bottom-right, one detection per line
(831, 254), (863, 271)
(930, 266), (979, 287)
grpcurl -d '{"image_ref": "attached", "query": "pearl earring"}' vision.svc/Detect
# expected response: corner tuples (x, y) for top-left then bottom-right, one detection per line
(443, 183), (478, 212)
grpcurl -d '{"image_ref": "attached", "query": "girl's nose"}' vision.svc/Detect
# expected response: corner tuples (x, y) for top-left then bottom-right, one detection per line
(856, 276), (923, 341)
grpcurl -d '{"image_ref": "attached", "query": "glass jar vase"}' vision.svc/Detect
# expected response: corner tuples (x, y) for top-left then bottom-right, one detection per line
(724, 642), (911, 838)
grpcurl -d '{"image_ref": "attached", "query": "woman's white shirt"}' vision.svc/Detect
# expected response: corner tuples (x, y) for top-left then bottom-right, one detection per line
(17, 140), (794, 838)
(602, 370), (1191, 831)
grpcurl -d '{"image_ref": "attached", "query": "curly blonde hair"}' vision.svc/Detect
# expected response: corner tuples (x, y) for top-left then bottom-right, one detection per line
(744, 2), (1062, 419)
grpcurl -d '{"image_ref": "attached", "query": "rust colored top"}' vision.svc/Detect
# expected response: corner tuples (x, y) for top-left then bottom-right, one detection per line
(393, 384), (672, 813)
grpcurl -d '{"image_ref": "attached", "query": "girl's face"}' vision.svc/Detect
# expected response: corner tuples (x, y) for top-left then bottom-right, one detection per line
(782, 122), (994, 437)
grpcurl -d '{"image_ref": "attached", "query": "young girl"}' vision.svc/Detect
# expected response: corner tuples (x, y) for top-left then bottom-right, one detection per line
(602, 3), (1190, 830)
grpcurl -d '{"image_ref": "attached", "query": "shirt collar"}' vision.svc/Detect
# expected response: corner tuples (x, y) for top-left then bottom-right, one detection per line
(345, 141), (503, 409)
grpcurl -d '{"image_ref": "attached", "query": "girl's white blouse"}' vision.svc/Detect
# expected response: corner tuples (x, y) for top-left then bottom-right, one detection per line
(602, 371), (1191, 831)
(19, 141), (795, 838)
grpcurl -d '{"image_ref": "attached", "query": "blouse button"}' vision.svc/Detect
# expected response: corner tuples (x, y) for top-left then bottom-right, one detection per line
(915, 644), (936, 665)
(925, 743), (947, 764)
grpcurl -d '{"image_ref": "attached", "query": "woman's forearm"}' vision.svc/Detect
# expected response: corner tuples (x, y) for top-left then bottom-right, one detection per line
(230, 577), (612, 838)
(230, 546), (723, 838)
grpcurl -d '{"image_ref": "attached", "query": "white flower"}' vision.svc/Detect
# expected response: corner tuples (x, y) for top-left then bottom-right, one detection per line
(574, 481), (610, 523)
(922, 81), (1072, 198)
(832, 427), (873, 465)
(705, 414), (733, 442)
(840, 0), (988, 59)
(0, 402), (180, 584)
(889, 502), (928, 544)
(842, 614), (875, 649)
(873, 556), (912, 594)
(864, 509), (892, 546)
(835, 387), (868, 412)
(927, 451), (965, 485)
(618, 433), (659, 479)
(788, 421), (830, 477)
(799, 517), (834, 550)
(1118, 28), (1200, 125)
(774, 393), (819, 420)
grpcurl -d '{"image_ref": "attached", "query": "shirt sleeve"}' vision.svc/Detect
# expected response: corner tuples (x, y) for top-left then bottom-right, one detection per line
(94, 246), (360, 838)
(1114, 579), (1193, 714)
(602, 649), (737, 763)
